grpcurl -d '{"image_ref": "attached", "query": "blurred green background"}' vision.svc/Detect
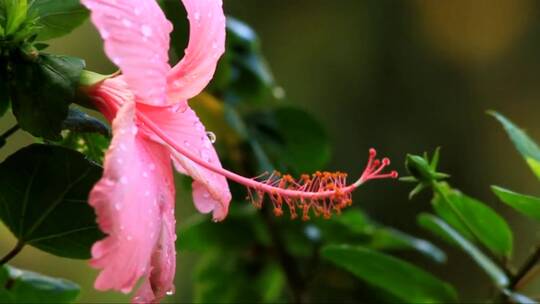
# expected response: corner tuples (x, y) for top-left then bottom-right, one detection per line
(2, 0), (540, 302)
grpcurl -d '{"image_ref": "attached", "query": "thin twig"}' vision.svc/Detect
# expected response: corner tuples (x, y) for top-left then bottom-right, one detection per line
(512, 245), (540, 290)
(0, 241), (25, 266)
(0, 124), (20, 141)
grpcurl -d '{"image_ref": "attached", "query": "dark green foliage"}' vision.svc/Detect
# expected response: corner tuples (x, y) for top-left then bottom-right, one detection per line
(322, 245), (457, 303)
(9, 53), (84, 140)
(0, 144), (103, 259)
(28, 0), (89, 41)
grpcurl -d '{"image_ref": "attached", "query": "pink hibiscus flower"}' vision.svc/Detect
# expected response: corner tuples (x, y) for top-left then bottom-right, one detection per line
(81, 0), (397, 302)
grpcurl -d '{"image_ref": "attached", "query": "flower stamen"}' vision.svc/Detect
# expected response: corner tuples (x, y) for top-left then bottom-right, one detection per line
(107, 98), (397, 220)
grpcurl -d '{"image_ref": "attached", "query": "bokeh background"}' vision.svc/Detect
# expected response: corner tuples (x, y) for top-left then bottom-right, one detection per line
(2, 0), (540, 302)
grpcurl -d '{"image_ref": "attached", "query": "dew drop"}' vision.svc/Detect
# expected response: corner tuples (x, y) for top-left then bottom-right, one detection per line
(203, 191), (210, 199)
(127, 235), (133, 241)
(144, 191), (150, 197)
(114, 203), (122, 210)
(134, 8), (141, 15)
(101, 30), (110, 39)
(141, 24), (153, 38)
(193, 12), (201, 21)
(142, 171), (148, 178)
(183, 140), (190, 147)
(131, 126), (138, 135)
(206, 131), (216, 143)
(120, 176), (128, 184)
(122, 18), (132, 28)
(149, 163), (156, 171)
(200, 150), (211, 162)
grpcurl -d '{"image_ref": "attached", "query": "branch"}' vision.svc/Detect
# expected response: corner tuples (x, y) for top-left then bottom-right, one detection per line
(0, 241), (25, 266)
(512, 244), (540, 290)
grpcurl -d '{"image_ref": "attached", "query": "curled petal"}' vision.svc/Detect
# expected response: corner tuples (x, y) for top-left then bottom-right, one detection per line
(82, 0), (172, 105)
(89, 101), (174, 297)
(138, 103), (231, 221)
(167, 0), (226, 102)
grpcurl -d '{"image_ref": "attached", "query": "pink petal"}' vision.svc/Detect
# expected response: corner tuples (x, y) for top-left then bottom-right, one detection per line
(167, 0), (226, 102)
(82, 0), (172, 105)
(138, 102), (231, 221)
(133, 202), (177, 303)
(89, 100), (175, 296)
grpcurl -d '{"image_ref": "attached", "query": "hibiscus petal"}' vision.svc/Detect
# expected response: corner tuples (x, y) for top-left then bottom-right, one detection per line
(89, 100), (174, 295)
(138, 103), (231, 221)
(167, 0), (226, 102)
(82, 0), (172, 105)
(134, 200), (177, 303)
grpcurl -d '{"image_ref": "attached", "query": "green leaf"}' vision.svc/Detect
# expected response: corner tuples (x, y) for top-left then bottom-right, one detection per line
(418, 213), (509, 288)
(4, 0), (28, 36)
(10, 53), (85, 140)
(489, 111), (540, 180)
(492, 186), (540, 221)
(247, 106), (330, 173)
(28, 0), (88, 41)
(368, 228), (447, 263)
(0, 265), (79, 303)
(0, 144), (104, 259)
(333, 209), (447, 263)
(432, 183), (513, 257)
(322, 245), (458, 303)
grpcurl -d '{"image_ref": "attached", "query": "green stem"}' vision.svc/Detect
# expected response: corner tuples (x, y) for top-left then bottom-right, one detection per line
(0, 241), (24, 266)
(512, 245), (540, 290)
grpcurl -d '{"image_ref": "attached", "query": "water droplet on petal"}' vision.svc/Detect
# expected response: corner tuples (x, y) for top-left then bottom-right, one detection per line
(134, 8), (141, 15)
(183, 140), (190, 147)
(101, 30), (110, 39)
(127, 235), (133, 241)
(141, 24), (152, 38)
(203, 191), (210, 199)
(206, 131), (216, 143)
(122, 18), (132, 28)
(142, 171), (148, 178)
(149, 163), (156, 171)
(115, 203), (122, 210)
(120, 176), (128, 184)
(131, 126), (138, 135)
(194, 12), (201, 21)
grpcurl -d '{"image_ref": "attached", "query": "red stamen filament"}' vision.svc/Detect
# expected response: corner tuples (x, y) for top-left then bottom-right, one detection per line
(109, 98), (397, 219)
